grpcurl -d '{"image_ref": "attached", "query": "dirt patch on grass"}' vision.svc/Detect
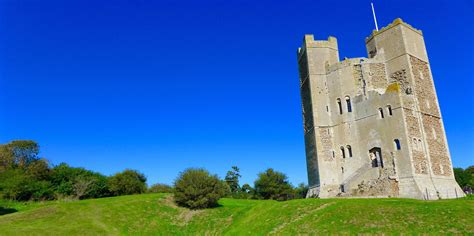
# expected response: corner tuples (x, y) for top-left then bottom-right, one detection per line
(269, 202), (335, 234)
(159, 195), (203, 226)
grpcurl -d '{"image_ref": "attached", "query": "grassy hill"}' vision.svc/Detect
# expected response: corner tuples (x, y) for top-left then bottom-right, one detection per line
(0, 193), (473, 235)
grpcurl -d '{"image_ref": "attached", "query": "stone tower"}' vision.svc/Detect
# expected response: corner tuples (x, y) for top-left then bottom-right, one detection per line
(297, 19), (464, 199)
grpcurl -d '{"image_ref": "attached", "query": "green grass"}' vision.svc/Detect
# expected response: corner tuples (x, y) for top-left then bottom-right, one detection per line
(0, 194), (472, 235)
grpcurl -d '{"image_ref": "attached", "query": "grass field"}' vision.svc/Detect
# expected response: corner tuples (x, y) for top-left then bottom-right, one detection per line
(0, 193), (473, 235)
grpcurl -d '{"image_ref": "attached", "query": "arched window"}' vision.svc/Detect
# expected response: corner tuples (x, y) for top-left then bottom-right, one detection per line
(347, 145), (353, 157)
(337, 98), (343, 114)
(345, 96), (352, 112)
(387, 105), (393, 116)
(394, 139), (401, 150)
(379, 108), (384, 118)
(340, 146), (346, 158)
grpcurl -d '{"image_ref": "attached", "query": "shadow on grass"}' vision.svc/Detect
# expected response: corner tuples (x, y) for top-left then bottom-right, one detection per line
(0, 207), (18, 216)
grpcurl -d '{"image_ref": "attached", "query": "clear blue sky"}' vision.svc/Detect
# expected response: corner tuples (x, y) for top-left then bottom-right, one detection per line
(0, 0), (473, 186)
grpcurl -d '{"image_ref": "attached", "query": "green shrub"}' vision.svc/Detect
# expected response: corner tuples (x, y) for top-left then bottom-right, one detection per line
(173, 168), (229, 209)
(148, 183), (173, 193)
(109, 169), (147, 196)
(0, 169), (54, 201)
(50, 163), (110, 199)
(254, 168), (294, 201)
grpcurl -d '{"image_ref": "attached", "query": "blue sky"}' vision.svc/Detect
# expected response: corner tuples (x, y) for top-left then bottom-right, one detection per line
(0, 0), (472, 186)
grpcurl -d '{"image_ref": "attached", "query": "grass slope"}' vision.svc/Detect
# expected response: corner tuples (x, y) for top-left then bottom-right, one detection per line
(0, 193), (473, 235)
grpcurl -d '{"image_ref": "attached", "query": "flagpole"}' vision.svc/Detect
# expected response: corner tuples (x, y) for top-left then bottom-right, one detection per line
(371, 2), (379, 31)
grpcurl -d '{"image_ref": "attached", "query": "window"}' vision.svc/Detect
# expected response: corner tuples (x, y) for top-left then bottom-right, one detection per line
(332, 151), (335, 158)
(369, 147), (383, 168)
(347, 145), (353, 157)
(379, 108), (384, 118)
(340, 146), (346, 158)
(341, 167), (344, 173)
(387, 105), (393, 116)
(394, 139), (401, 150)
(345, 96), (352, 112)
(337, 98), (343, 114)
(326, 105), (329, 112)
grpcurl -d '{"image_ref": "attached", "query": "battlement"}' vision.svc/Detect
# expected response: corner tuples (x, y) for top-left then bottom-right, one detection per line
(365, 18), (423, 43)
(301, 35), (338, 51)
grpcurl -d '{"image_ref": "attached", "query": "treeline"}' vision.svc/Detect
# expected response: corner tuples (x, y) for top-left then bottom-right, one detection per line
(0, 140), (148, 201)
(0, 140), (308, 204)
(454, 166), (474, 193)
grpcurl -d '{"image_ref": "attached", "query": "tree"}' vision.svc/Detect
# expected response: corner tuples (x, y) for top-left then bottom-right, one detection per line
(225, 166), (241, 193)
(173, 168), (229, 209)
(254, 168), (294, 201)
(148, 183), (173, 193)
(454, 167), (471, 188)
(108, 169), (147, 196)
(0, 168), (53, 201)
(294, 183), (309, 199)
(0, 140), (40, 171)
(50, 163), (110, 199)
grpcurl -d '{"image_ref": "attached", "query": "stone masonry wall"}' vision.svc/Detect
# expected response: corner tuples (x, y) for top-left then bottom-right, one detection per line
(410, 55), (451, 177)
(410, 56), (440, 116)
(403, 108), (429, 174)
(318, 128), (334, 162)
(368, 63), (387, 90)
(422, 115), (452, 176)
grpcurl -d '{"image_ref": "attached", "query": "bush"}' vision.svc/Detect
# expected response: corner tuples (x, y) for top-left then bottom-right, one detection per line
(0, 169), (54, 201)
(254, 168), (294, 201)
(50, 163), (110, 199)
(148, 183), (173, 193)
(173, 168), (229, 209)
(108, 169), (147, 196)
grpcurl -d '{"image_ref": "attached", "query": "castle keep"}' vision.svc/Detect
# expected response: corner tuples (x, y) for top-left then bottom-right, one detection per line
(297, 19), (464, 199)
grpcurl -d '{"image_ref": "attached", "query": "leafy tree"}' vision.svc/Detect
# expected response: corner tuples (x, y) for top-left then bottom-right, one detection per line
(50, 163), (110, 199)
(0, 169), (53, 201)
(108, 169), (147, 196)
(254, 168), (294, 201)
(293, 183), (309, 199)
(0, 140), (40, 171)
(148, 183), (173, 193)
(174, 168), (229, 209)
(454, 167), (471, 188)
(225, 166), (241, 193)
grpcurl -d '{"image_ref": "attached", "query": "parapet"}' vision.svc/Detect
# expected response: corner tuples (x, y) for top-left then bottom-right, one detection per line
(365, 18), (423, 43)
(303, 35), (338, 50)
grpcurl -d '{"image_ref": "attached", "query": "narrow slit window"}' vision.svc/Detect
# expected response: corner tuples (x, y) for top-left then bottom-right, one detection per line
(379, 108), (384, 118)
(387, 105), (393, 116)
(345, 96), (352, 112)
(340, 146), (346, 159)
(394, 139), (401, 150)
(337, 98), (343, 114)
(347, 145), (353, 157)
